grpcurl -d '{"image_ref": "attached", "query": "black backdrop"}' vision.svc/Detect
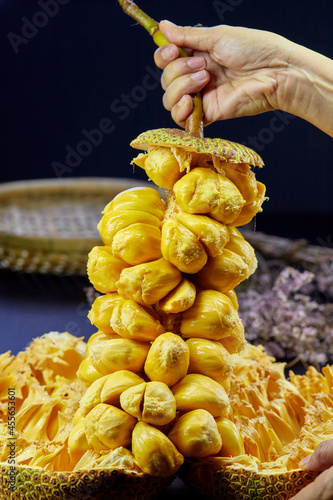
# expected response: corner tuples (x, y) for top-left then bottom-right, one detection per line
(1, 0), (333, 243)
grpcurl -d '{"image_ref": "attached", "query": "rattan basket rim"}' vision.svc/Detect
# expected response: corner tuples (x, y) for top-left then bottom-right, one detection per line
(0, 177), (152, 274)
(0, 176), (150, 198)
(0, 177), (152, 247)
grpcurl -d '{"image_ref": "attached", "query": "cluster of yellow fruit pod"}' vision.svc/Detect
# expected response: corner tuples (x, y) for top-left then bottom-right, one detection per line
(71, 128), (267, 477)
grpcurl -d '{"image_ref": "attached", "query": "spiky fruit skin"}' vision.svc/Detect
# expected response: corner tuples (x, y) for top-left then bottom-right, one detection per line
(130, 128), (264, 168)
(0, 465), (174, 500)
(180, 461), (318, 500)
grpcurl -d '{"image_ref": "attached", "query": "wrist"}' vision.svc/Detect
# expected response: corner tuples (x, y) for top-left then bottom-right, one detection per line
(278, 42), (333, 136)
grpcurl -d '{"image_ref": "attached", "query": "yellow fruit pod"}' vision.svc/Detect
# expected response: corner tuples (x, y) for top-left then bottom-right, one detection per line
(120, 381), (177, 426)
(158, 278), (196, 314)
(98, 209), (162, 247)
(85, 330), (120, 354)
(110, 298), (165, 342)
(222, 162), (258, 205)
(117, 257), (182, 305)
(225, 227), (257, 278)
(141, 381), (177, 426)
(131, 420), (184, 477)
(68, 420), (90, 463)
(144, 332), (190, 386)
(161, 219), (208, 274)
(76, 357), (104, 386)
(87, 337), (150, 375)
(73, 370), (145, 424)
(168, 409), (222, 458)
(120, 382), (146, 420)
(84, 403), (137, 452)
(194, 248), (248, 293)
(111, 223), (162, 265)
(132, 146), (185, 189)
(173, 168), (245, 225)
(180, 290), (245, 353)
(87, 293), (123, 334)
(172, 373), (229, 417)
(186, 338), (234, 384)
(87, 246), (130, 294)
(224, 289), (238, 310)
(232, 181), (267, 227)
(220, 377), (231, 394)
(215, 417), (245, 457)
(176, 212), (230, 257)
(103, 186), (165, 221)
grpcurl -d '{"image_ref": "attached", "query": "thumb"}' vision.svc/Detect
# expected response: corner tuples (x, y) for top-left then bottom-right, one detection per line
(159, 20), (220, 52)
(301, 440), (333, 472)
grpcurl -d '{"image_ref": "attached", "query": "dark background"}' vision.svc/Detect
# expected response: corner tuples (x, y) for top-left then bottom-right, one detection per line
(1, 0), (332, 245)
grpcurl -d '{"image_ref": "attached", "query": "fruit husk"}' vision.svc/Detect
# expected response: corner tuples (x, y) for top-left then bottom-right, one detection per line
(179, 459), (318, 500)
(130, 128), (264, 168)
(0, 464), (174, 500)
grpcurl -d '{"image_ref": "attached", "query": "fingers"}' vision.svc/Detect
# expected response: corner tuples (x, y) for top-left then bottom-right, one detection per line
(154, 44), (180, 70)
(162, 69), (209, 109)
(159, 20), (220, 52)
(154, 39), (207, 91)
(160, 56), (207, 90)
(154, 43), (210, 127)
(289, 467), (333, 500)
(290, 442), (333, 500)
(153, 20), (219, 128)
(170, 94), (193, 128)
(301, 440), (333, 472)
(154, 46), (209, 105)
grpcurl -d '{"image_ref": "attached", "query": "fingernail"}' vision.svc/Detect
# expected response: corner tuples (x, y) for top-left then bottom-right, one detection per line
(187, 57), (205, 70)
(300, 455), (311, 468)
(178, 95), (187, 107)
(160, 20), (177, 27)
(161, 45), (175, 59)
(191, 70), (207, 81)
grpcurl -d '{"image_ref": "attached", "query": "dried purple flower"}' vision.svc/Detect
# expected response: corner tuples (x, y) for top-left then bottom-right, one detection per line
(238, 266), (333, 366)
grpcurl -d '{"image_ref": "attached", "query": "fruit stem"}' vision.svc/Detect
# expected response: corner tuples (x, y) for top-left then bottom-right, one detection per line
(118, 0), (204, 138)
(186, 93), (203, 138)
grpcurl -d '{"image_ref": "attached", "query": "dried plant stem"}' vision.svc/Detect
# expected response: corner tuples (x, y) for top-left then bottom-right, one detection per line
(118, 0), (204, 138)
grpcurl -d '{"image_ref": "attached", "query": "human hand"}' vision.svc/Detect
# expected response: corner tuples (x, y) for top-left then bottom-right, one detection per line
(154, 21), (293, 128)
(153, 21), (333, 137)
(290, 439), (333, 500)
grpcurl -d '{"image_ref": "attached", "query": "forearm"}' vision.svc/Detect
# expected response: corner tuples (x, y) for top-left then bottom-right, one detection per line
(280, 42), (333, 137)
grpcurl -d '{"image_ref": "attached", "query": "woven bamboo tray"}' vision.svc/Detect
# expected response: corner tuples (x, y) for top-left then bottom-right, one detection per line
(0, 177), (152, 276)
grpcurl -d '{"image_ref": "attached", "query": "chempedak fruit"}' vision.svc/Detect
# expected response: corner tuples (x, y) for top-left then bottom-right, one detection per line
(0, 129), (327, 500)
